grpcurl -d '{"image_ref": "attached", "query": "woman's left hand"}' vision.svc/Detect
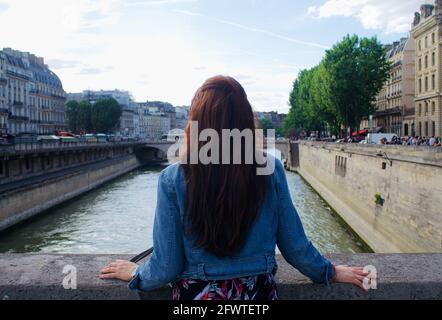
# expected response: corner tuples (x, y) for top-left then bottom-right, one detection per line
(100, 260), (138, 282)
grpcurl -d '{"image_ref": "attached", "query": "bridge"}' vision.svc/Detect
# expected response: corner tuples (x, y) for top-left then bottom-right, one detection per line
(134, 139), (290, 163)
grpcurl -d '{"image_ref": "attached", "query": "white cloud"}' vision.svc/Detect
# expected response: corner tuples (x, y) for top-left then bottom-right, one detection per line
(0, 0), (295, 112)
(174, 9), (330, 49)
(308, 0), (419, 34)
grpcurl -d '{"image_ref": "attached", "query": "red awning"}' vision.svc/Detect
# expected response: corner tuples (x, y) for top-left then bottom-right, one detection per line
(352, 129), (369, 137)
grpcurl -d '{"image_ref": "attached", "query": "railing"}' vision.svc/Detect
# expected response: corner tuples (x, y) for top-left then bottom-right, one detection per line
(8, 115), (29, 121)
(6, 70), (30, 81)
(1, 253), (441, 300)
(0, 140), (147, 153)
(12, 101), (24, 106)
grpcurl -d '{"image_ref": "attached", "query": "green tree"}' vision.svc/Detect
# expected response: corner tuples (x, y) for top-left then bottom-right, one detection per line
(65, 98), (121, 134)
(284, 34), (390, 138)
(77, 101), (93, 133)
(90, 98), (122, 133)
(323, 35), (390, 135)
(257, 117), (274, 137)
(66, 100), (80, 133)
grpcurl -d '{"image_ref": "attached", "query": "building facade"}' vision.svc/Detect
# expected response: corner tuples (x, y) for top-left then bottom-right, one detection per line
(175, 106), (190, 129)
(412, 1), (442, 138)
(67, 89), (137, 137)
(137, 102), (171, 141)
(361, 38), (416, 136)
(256, 111), (287, 130)
(0, 48), (66, 136)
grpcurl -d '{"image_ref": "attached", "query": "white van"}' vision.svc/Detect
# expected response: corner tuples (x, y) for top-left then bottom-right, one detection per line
(365, 133), (398, 144)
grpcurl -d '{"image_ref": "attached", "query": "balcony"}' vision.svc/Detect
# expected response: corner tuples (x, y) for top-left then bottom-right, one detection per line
(374, 106), (402, 117)
(13, 101), (24, 107)
(0, 107), (9, 114)
(9, 115), (29, 122)
(51, 93), (66, 99)
(0, 77), (7, 85)
(6, 70), (30, 81)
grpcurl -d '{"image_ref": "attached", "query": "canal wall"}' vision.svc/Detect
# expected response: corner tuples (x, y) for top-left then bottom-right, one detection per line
(288, 141), (442, 253)
(0, 155), (140, 232)
(1, 253), (441, 300)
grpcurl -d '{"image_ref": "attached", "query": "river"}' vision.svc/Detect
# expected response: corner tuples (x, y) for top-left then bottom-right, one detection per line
(0, 166), (368, 254)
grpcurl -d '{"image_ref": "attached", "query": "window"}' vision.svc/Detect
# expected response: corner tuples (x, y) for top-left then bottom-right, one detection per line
(425, 36), (428, 48)
(404, 123), (409, 136)
(425, 122), (429, 137)
(432, 121), (436, 137)
(419, 39), (422, 50)
(419, 58), (422, 71)
(432, 101), (436, 115)
(418, 103), (422, 116)
(425, 102), (429, 115)
(419, 78), (422, 93)
(432, 52), (436, 66)
(425, 55), (428, 68)
(425, 76), (428, 91)
(419, 122), (422, 136)
(432, 74), (436, 90)
(432, 33), (436, 44)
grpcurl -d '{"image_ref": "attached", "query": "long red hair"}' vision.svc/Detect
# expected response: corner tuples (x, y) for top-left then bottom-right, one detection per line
(182, 75), (268, 258)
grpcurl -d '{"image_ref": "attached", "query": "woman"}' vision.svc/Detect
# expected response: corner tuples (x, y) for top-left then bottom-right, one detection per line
(100, 75), (368, 300)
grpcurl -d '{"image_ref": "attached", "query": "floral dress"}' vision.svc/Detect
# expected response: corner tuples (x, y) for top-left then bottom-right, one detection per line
(172, 270), (279, 301)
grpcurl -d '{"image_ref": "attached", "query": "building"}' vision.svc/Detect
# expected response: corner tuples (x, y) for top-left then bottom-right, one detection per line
(0, 48), (66, 136)
(175, 106), (190, 129)
(412, 1), (442, 138)
(256, 111), (287, 129)
(141, 101), (176, 129)
(67, 89), (137, 137)
(361, 38), (416, 136)
(137, 102), (171, 141)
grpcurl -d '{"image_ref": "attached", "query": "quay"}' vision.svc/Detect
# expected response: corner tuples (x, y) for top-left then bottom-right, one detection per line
(0, 141), (172, 232)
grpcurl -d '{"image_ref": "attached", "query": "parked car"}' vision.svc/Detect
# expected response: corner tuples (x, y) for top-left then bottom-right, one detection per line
(37, 135), (60, 143)
(96, 134), (108, 143)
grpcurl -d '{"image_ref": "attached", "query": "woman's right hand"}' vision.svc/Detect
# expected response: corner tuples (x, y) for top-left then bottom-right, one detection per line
(332, 265), (370, 291)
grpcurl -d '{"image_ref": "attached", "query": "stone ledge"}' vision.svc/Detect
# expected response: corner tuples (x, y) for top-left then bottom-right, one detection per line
(0, 253), (441, 300)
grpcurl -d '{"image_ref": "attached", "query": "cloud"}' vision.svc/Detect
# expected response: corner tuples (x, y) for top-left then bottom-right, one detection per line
(78, 66), (112, 75)
(174, 9), (330, 49)
(308, 0), (418, 34)
(46, 59), (81, 69)
(0, 2), (9, 12)
(124, 0), (199, 6)
(61, 0), (121, 32)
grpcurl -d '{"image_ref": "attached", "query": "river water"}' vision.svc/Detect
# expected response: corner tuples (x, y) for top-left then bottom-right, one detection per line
(0, 166), (367, 254)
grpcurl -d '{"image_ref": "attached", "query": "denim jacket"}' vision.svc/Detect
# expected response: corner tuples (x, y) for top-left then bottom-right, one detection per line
(128, 158), (335, 292)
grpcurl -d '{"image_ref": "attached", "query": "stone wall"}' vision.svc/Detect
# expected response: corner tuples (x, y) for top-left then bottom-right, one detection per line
(290, 141), (442, 253)
(1, 253), (441, 300)
(0, 155), (140, 232)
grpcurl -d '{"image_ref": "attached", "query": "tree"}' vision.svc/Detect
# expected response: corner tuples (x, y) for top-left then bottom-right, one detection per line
(257, 117), (274, 137)
(65, 98), (122, 134)
(66, 101), (80, 133)
(323, 35), (390, 135)
(90, 98), (122, 133)
(284, 34), (390, 138)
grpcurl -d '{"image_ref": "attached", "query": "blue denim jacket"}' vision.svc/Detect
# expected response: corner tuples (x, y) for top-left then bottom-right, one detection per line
(128, 158), (335, 292)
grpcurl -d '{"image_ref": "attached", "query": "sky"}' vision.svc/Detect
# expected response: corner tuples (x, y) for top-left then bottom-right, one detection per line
(0, 0), (422, 113)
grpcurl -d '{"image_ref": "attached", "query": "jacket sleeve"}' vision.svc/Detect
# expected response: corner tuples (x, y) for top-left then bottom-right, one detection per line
(128, 169), (185, 292)
(275, 160), (335, 285)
